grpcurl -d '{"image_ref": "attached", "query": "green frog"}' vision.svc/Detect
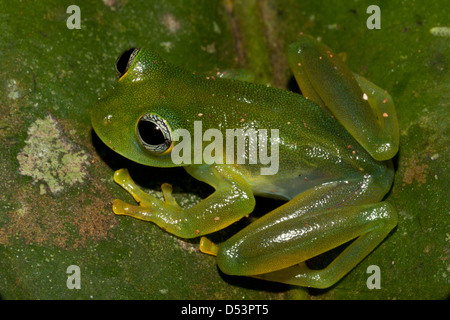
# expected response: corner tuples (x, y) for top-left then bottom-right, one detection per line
(92, 35), (398, 288)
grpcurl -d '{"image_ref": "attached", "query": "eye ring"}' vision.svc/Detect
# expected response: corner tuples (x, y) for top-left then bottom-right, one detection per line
(136, 113), (173, 155)
(116, 48), (141, 78)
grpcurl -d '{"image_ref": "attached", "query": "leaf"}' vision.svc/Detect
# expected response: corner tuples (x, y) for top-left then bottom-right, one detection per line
(0, 0), (448, 299)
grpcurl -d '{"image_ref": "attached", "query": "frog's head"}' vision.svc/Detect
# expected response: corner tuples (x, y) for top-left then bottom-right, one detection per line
(92, 48), (191, 168)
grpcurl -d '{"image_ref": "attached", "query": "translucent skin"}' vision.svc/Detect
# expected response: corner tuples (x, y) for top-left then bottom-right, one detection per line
(92, 35), (399, 288)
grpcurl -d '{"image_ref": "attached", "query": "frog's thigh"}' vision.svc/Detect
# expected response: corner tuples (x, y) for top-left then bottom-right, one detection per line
(288, 36), (398, 160)
(216, 186), (397, 289)
(254, 202), (396, 288)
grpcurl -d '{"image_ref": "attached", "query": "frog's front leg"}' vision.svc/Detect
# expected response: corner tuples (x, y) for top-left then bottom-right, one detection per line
(112, 165), (255, 239)
(200, 179), (397, 289)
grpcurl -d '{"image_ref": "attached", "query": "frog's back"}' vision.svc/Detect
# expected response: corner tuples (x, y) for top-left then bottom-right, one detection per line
(193, 76), (388, 201)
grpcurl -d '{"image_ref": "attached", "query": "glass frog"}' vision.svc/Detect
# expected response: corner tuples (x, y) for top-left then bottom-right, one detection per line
(92, 35), (399, 288)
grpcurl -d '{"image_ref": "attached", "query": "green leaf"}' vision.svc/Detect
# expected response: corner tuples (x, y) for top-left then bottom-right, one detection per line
(0, 0), (448, 299)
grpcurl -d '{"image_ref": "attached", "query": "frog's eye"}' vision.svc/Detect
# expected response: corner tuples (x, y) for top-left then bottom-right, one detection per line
(136, 114), (173, 154)
(116, 48), (140, 78)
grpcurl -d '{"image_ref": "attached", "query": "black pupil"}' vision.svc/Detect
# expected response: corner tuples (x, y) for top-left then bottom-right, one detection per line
(138, 120), (166, 146)
(116, 48), (136, 77)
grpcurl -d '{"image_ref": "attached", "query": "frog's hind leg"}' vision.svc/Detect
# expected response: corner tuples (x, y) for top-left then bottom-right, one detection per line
(287, 35), (399, 161)
(252, 201), (397, 288)
(202, 178), (397, 289)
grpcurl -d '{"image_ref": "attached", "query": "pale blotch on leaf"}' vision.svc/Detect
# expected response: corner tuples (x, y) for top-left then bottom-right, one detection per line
(17, 115), (90, 193)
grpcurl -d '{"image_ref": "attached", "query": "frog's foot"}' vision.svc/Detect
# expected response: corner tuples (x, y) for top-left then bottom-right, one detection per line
(113, 168), (181, 209)
(112, 166), (255, 239)
(199, 237), (219, 256)
(112, 169), (187, 234)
